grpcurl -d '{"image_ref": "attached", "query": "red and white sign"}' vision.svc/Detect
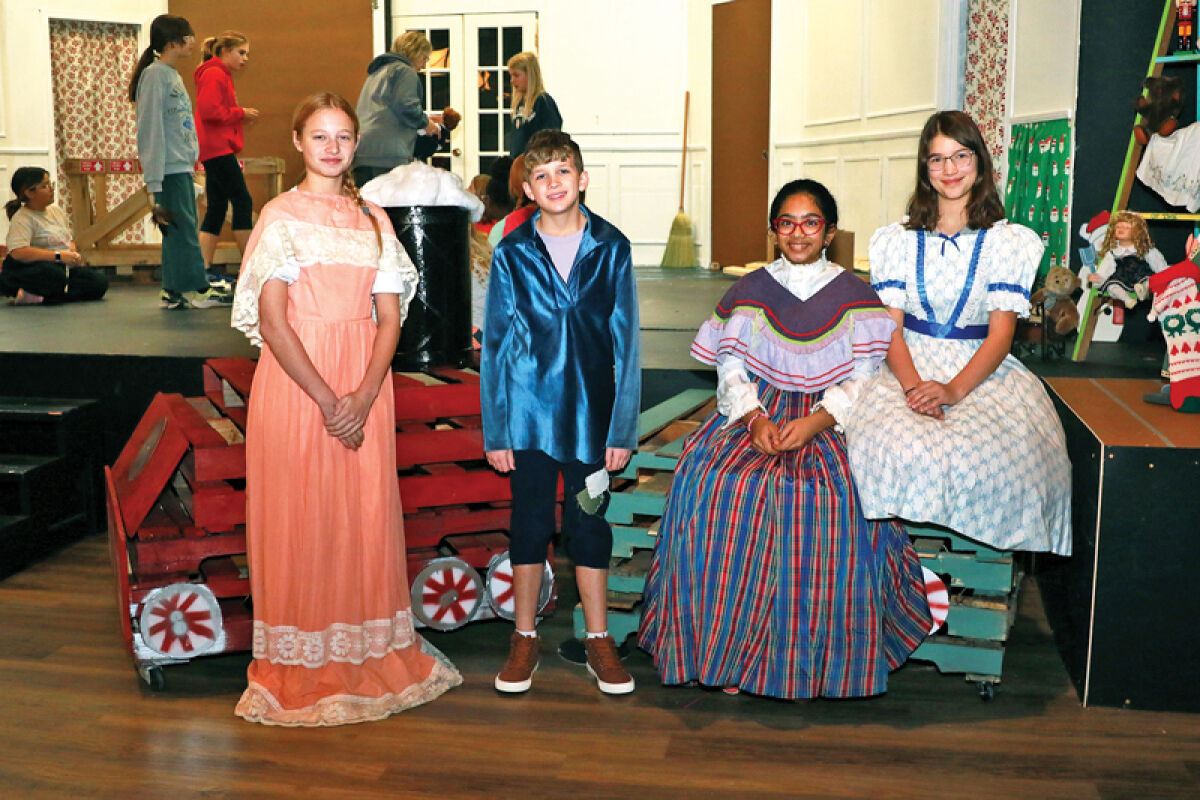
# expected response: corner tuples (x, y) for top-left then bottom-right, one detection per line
(79, 160), (105, 173)
(108, 159), (138, 173)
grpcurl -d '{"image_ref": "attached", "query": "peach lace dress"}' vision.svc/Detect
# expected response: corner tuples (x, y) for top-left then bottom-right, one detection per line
(231, 189), (461, 726)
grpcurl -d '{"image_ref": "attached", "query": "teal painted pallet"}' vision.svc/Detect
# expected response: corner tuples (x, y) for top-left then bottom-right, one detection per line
(571, 388), (715, 639)
(912, 636), (1005, 681)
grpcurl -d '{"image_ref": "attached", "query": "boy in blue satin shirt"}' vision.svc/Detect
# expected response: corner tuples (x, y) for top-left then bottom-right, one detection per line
(481, 130), (640, 696)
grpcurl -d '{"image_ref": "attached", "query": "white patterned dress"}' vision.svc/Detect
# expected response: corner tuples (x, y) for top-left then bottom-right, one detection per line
(827, 221), (1072, 555)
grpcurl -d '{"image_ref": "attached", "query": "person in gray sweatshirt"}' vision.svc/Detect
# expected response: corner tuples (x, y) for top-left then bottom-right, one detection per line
(352, 31), (442, 188)
(129, 14), (232, 309)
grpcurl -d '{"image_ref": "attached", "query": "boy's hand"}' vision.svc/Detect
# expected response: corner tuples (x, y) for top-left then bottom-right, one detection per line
(605, 447), (631, 472)
(486, 449), (515, 473)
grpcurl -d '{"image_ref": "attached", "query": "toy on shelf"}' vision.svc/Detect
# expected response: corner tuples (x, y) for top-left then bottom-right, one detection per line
(1086, 211), (1168, 308)
(1146, 235), (1200, 412)
(1031, 265), (1082, 335)
(1134, 76), (1184, 144)
(1177, 0), (1196, 53)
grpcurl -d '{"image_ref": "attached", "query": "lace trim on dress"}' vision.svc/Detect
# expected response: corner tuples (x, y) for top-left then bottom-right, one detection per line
(235, 638), (463, 727)
(231, 219), (419, 346)
(250, 609), (418, 666)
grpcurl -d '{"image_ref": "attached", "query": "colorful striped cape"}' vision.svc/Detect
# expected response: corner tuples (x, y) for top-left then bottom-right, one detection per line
(691, 267), (895, 392)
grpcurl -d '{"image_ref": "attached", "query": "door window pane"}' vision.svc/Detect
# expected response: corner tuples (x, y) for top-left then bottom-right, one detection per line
(478, 28), (497, 66)
(430, 28), (449, 52)
(502, 27), (523, 61)
(479, 113), (498, 152)
(479, 154), (499, 179)
(431, 73), (450, 109)
(478, 69), (498, 110)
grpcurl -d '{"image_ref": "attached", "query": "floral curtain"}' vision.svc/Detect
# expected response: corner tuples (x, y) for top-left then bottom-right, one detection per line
(49, 19), (142, 243)
(1005, 119), (1072, 286)
(964, 0), (1010, 175)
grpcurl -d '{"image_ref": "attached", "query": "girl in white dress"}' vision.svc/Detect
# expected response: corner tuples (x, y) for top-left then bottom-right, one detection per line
(824, 111), (1072, 555)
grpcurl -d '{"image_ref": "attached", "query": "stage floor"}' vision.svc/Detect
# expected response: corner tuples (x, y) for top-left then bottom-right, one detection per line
(0, 269), (734, 370)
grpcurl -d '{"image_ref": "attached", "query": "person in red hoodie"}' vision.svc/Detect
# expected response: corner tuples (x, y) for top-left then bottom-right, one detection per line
(194, 30), (259, 284)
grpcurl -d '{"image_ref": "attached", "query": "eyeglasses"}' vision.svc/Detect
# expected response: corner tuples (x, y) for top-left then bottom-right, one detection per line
(771, 215), (825, 236)
(926, 150), (975, 172)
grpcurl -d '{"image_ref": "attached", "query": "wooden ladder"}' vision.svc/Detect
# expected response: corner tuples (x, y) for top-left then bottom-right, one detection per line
(1073, 0), (1200, 360)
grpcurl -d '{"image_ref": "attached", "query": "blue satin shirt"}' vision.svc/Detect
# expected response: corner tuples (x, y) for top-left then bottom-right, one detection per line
(481, 206), (641, 464)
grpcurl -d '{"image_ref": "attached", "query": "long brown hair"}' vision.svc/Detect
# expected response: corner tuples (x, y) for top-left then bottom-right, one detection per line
(291, 92), (380, 250)
(1098, 211), (1154, 259)
(904, 111), (1005, 232)
(128, 14), (193, 103)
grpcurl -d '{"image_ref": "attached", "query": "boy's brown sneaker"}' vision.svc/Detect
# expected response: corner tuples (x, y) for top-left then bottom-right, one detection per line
(494, 632), (539, 693)
(583, 635), (635, 695)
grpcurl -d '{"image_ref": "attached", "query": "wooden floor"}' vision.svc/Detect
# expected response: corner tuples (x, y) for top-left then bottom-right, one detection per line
(2, 537), (1198, 800)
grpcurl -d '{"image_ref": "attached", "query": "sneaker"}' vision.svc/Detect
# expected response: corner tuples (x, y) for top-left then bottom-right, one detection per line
(583, 635), (635, 695)
(206, 270), (234, 291)
(494, 632), (540, 693)
(182, 287), (234, 308)
(13, 289), (44, 305)
(159, 289), (186, 309)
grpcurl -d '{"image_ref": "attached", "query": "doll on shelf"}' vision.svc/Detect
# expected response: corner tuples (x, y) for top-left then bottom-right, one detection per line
(1086, 211), (1168, 308)
(1178, 0), (1196, 53)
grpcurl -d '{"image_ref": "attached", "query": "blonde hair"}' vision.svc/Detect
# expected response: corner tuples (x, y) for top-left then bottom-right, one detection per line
(291, 92), (380, 251)
(392, 31), (432, 64)
(507, 51), (546, 119)
(202, 30), (248, 61)
(1098, 211), (1153, 259)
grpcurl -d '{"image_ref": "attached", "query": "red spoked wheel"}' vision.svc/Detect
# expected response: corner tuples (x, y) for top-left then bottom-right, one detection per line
(410, 557), (484, 631)
(922, 566), (950, 635)
(138, 583), (223, 657)
(483, 551), (554, 621)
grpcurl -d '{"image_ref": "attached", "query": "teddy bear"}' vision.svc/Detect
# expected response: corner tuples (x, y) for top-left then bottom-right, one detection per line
(1031, 265), (1082, 335)
(1134, 76), (1185, 144)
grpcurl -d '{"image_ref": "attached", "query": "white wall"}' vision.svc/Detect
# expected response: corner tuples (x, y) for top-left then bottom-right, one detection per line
(377, 0), (711, 266)
(769, 0), (958, 260)
(0, 0), (166, 241)
(1007, 0), (1080, 124)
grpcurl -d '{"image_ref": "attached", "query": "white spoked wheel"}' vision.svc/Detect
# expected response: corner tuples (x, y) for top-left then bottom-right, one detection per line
(484, 551), (554, 620)
(138, 583), (223, 658)
(922, 566), (950, 635)
(410, 557), (484, 631)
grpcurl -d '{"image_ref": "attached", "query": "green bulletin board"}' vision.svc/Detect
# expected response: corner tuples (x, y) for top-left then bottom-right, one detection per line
(1004, 119), (1072, 287)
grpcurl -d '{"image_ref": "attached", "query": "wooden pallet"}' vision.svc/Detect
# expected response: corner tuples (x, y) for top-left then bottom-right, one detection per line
(571, 389), (716, 642)
(906, 524), (1021, 698)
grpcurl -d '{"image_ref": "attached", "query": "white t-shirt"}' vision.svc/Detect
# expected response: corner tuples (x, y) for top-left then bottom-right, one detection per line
(5, 205), (73, 252)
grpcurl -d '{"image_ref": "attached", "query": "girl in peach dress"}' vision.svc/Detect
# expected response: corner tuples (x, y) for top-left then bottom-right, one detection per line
(231, 93), (460, 726)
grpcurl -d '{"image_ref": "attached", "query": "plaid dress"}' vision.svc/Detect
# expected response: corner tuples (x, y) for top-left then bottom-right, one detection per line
(639, 270), (931, 699)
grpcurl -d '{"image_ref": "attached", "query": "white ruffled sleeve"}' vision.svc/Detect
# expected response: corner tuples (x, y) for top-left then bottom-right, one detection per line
(985, 221), (1043, 317)
(372, 232), (420, 324)
(868, 222), (912, 309)
(230, 219), (300, 347)
(715, 353), (763, 428)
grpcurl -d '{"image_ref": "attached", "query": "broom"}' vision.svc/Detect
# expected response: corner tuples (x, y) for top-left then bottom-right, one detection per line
(661, 91), (699, 268)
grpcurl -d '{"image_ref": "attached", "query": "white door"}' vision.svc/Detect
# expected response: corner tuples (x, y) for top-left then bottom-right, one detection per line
(390, 15), (464, 175)
(392, 12), (538, 182)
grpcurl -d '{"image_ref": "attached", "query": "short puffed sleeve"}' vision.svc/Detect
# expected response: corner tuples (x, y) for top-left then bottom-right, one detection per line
(365, 203), (419, 322)
(868, 222), (912, 309)
(230, 218), (300, 346)
(984, 221), (1043, 317)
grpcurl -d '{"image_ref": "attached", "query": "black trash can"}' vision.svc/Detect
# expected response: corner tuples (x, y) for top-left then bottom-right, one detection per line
(384, 205), (472, 370)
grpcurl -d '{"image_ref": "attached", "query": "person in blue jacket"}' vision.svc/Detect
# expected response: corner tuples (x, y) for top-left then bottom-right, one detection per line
(482, 129), (640, 697)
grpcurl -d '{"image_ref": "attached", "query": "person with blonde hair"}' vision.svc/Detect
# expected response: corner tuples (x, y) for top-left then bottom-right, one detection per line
(231, 92), (460, 726)
(194, 30), (259, 283)
(507, 52), (561, 158)
(353, 30), (441, 187)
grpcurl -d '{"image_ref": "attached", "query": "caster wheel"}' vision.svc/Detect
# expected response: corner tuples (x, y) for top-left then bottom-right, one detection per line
(978, 681), (995, 702)
(410, 557), (484, 631)
(140, 665), (165, 691)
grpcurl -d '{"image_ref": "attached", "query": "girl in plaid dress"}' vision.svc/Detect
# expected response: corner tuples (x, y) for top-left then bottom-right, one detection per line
(639, 180), (931, 699)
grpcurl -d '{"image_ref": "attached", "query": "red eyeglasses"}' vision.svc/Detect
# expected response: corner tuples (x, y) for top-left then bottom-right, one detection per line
(771, 215), (825, 236)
